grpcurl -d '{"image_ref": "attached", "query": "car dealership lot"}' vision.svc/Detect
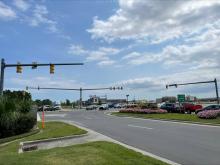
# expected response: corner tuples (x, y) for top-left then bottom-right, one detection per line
(43, 109), (220, 165)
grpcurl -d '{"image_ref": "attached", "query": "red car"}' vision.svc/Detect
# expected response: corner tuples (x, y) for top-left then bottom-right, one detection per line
(181, 103), (202, 114)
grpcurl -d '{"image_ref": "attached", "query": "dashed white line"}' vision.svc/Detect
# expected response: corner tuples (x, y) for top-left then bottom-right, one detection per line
(128, 124), (153, 130)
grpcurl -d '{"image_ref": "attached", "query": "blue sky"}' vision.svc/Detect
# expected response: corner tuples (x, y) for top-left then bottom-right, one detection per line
(0, 0), (220, 102)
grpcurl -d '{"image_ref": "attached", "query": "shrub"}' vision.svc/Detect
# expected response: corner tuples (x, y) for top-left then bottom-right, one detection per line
(197, 110), (220, 119)
(119, 108), (167, 114)
(0, 96), (36, 138)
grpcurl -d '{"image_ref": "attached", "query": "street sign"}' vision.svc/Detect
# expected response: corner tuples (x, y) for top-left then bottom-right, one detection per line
(178, 94), (185, 102)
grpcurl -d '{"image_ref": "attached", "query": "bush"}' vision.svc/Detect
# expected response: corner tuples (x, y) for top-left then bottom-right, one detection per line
(0, 96), (36, 138)
(197, 110), (220, 119)
(119, 108), (167, 114)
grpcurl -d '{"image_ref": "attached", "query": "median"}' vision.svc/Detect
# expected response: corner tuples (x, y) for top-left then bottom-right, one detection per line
(112, 109), (220, 126)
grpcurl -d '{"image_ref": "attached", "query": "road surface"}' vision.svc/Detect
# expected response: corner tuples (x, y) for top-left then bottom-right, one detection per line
(42, 110), (220, 165)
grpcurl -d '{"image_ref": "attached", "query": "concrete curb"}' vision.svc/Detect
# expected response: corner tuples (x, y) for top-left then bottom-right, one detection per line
(19, 133), (89, 153)
(109, 112), (220, 128)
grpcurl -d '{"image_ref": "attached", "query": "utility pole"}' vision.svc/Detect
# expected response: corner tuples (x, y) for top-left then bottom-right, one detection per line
(26, 86), (123, 109)
(166, 78), (219, 104)
(0, 58), (83, 96)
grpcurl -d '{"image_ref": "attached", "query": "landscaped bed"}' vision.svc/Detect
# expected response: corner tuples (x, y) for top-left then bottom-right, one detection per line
(112, 112), (220, 125)
(0, 121), (168, 165)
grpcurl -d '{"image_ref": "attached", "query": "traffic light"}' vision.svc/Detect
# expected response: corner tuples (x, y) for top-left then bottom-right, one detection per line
(50, 64), (54, 74)
(16, 62), (22, 73)
(166, 85), (168, 89)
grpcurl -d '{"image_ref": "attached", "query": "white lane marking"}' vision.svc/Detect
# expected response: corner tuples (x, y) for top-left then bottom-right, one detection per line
(84, 116), (93, 120)
(45, 114), (66, 117)
(128, 124), (153, 130)
(107, 113), (220, 128)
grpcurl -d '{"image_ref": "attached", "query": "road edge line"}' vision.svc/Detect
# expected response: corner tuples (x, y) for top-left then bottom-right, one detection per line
(107, 112), (220, 128)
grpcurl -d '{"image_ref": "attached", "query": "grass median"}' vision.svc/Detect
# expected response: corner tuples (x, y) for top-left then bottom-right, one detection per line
(0, 121), (168, 165)
(112, 112), (220, 125)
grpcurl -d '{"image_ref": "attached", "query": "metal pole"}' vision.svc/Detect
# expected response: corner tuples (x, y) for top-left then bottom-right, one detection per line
(214, 78), (219, 104)
(126, 94), (129, 107)
(0, 59), (5, 96)
(79, 88), (82, 109)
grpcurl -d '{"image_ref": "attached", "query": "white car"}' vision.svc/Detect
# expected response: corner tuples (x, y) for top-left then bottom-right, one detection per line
(99, 104), (108, 110)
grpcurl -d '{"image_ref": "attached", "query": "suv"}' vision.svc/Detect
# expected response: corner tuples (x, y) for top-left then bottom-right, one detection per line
(160, 103), (181, 113)
(195, 104), (220, 114)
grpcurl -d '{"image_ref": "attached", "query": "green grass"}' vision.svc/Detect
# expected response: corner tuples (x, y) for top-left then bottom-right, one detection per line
(112, 112), (220, 125)
(26, 122), (87, 141)
(0, 122), (167, 165)
(0, 122), (86, 144)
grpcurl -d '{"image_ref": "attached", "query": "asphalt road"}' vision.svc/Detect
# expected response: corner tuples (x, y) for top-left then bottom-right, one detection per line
(42, 109), (220, 165)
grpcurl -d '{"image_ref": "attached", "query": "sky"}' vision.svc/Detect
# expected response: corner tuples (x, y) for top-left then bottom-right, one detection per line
(0, 0), (220, 102)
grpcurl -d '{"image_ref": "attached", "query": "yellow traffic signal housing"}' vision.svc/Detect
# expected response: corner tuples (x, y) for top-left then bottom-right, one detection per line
(50, 64), (55, 74)
(16, 63), (22, 73)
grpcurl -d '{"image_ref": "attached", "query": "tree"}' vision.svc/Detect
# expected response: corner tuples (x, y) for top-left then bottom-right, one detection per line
(42, 99), (52, 105)
(66, 99), (71, 106)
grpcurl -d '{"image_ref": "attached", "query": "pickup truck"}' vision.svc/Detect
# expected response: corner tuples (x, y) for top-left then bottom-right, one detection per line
(181, 103), (202, 114)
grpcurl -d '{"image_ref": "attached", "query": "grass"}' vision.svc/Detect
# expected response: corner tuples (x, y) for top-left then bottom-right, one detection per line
(112, 112), (220, 125)
(0, 122), (167, 165)
(26, 122), (87, 141)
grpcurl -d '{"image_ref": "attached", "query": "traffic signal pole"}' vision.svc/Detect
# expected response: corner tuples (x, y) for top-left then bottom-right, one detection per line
(166, 78), (219, 104)
(26, 86), (123, 109)
(0, 59), (5, 96)
(0, 58), (83, 96)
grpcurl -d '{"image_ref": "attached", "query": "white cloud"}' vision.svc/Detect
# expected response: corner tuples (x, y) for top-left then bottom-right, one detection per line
(98, 60), (116, 66)
(68, 44), (88, 55)
(123, 24), (220, 70)
(68, 44), (121, 66)
(13, 0), (30, 11)
(10, 77), (84, 89)
(122, 52), (141, 60)
(29, 4), (58, 33)
(88, 0), (220, 43)
(0, 1), (16, 20)
(117, 68), (220, 95)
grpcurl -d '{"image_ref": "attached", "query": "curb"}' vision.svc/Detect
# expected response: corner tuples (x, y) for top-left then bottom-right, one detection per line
(109, 112), (220, 128)
(19, 133), (89, 153)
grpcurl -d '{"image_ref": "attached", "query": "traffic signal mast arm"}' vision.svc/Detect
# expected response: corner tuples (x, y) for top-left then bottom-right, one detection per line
(166, 79), (219, 104)
(167, 80), (215, 88)
(26, 86), (123, 91)
(4, 62), (84, 67)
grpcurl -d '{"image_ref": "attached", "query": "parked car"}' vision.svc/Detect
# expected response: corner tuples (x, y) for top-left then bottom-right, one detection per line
(160, 103), (181, 113)
(37, 105), (51, 111)
(195, 104), (220, 114)
(181, 103), (202, 114)
(86, 105), (97, 110)
(99, 104), (108, 110)
(52, 104), (62, 110)
(114, 103), (122, 109)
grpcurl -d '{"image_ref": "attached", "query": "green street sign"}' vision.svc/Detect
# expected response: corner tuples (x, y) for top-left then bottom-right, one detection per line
(178, 94), (185, 102)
